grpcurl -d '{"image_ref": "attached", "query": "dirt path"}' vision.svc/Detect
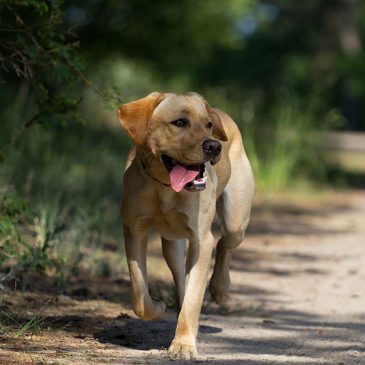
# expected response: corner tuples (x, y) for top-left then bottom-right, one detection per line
(1, 191), (365, 364)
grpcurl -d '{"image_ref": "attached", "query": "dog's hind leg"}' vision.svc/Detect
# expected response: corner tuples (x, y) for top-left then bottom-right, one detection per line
(209, 153), (254, 305)
(124, 226), (166, 320)
(162, 238), (186, 310)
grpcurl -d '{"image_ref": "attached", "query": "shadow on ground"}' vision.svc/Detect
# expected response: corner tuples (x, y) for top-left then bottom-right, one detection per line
(1, 193), (364, 364)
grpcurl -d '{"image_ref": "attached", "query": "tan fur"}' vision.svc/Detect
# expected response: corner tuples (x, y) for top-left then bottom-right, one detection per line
(118, 92), (255, 360)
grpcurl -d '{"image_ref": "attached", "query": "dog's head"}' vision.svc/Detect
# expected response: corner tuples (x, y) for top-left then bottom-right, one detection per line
(117, 92), (227, 192)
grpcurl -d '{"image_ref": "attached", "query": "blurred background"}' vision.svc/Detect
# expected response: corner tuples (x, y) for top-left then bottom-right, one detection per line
(1, 0), (365, 288)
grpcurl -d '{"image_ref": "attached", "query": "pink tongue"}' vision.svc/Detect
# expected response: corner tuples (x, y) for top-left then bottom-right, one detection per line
(169, 164), (199, 192)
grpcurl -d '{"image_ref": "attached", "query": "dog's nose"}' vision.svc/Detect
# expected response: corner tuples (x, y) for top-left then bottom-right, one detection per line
(202, 139), (222, 157)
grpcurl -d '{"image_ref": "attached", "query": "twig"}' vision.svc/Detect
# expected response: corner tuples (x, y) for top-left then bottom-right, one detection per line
(0, 98), (83, 157)
(65, 58), (105, 98)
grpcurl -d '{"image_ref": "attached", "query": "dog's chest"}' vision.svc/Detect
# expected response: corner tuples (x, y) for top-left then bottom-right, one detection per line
(152, 210), (191, 240)
(135, 209), (190, 240)
(135, 193), (193, 240)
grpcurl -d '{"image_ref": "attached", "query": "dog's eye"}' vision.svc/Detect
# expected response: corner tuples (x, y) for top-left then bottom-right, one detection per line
(171, 118), (189, 128)
(207, 122), (213, 129)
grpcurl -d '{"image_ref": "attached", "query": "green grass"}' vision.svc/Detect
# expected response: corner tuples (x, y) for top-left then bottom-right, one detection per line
(0, 299), (46, 336)
(206, 89), (340, 192)
(0, 84), (129, 287)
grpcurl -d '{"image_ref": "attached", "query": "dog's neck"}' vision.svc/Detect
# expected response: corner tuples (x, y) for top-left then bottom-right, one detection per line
(138, 157), (171, 187)
(136, 147), (171, 187)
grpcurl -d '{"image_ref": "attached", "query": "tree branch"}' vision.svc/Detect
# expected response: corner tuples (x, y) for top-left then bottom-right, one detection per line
(0, 98), (83, 158)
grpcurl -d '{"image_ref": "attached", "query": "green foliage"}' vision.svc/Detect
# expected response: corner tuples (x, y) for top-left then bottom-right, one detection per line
(73, 0), (365, 130)
(205, 90), (334, 191)
(0, 191), (66, 287)
(0, 0), (85, 159)
(1, 0), (364, 289)
(0, 90), (127, 288)
(77, 0), (253, 77)
(0, 192), (27, 268)
(247, 100), (328, 190)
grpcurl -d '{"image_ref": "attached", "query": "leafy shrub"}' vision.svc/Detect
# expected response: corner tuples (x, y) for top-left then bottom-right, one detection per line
(0, 191), (65, 288)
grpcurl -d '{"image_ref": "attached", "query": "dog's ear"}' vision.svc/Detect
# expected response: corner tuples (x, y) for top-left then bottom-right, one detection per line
(208, 107), (228, 142)
(117, 92), (164, 145)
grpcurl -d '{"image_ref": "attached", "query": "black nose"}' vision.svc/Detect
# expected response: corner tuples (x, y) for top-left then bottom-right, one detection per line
(202, 139), (222, 157)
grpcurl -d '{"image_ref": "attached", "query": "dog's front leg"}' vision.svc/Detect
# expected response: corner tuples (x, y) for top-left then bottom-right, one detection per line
(168, 232), (215, 360)
(124, 225), (166, 320)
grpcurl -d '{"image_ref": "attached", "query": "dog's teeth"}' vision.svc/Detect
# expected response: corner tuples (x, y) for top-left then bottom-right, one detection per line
(194, 176), (207, 183)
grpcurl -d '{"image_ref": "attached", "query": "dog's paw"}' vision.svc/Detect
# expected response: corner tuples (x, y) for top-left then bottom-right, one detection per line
(133, 299), (166, 320)
(209, 275), (229, 305)
(145, 299), (166, 320)
(168, 341), (198, 360)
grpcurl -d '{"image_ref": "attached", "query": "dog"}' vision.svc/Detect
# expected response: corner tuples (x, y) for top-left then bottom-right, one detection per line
(117, 92), (254, 360)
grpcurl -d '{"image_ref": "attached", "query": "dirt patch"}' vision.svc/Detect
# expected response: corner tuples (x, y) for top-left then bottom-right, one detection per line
(1, 191), (365, 364)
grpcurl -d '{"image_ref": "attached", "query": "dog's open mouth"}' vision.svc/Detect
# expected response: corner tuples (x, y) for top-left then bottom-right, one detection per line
(161, 154), (206, 192)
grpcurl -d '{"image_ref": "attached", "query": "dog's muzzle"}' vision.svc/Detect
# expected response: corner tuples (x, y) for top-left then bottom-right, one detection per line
(202, 139), (222, 166)
(202, 139), (222, 159)
(161, 140), (222, 193)
(161, 155), (207, 192)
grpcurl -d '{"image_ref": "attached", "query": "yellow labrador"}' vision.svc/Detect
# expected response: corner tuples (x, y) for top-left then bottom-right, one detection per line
(117, 92), (254, 360)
